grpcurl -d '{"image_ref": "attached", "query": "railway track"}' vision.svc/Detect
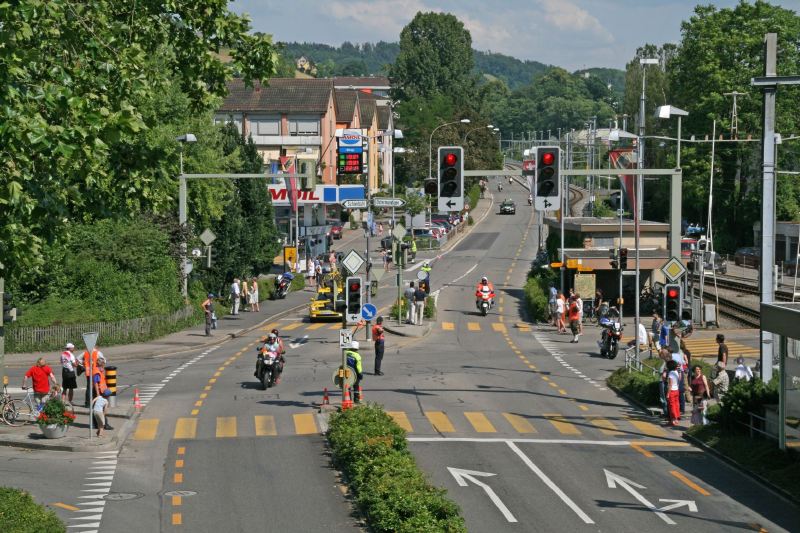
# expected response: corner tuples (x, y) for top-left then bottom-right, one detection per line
(692, 273), (794, 301)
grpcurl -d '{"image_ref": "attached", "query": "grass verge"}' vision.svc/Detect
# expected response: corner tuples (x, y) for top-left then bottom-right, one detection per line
(327, 404), (466, 532)
(0, 487), (65, 533)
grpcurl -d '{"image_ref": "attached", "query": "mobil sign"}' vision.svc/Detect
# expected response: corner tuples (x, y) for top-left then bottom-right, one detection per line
(268, 184), (365, 206)
(338, 129), (365, 154)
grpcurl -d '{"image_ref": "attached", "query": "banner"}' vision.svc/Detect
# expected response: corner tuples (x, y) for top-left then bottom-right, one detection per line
(280, 156), (298, 212)
(608, 148), (637, 213)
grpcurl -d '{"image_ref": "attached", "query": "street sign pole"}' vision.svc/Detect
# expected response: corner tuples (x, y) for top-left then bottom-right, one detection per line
(82, 331), (99, 440)
(366, 138), (374, 341)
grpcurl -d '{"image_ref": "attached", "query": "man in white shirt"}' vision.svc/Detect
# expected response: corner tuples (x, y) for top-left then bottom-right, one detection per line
(230, 278), (241, 315)
(734, 357), (754, 381)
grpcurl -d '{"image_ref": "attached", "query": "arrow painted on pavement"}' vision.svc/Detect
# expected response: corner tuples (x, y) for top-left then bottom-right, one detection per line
(604, 469), (675, 525)
(658, 499), (698, 513)
(289, 335), (308, 349)
(447, 467), (517, 523)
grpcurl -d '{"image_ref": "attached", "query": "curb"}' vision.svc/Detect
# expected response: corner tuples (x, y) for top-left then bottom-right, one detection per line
(383, 322), (433, 338)
(683, 432), (800, 507)
(0, 411), (139, 453)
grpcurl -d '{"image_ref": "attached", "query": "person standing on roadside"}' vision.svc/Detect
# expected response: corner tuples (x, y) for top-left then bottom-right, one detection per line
(83, 346), (105, 408)
(404, 282), (416, 324)
(555, 290), (566, 333)
(230, 278), (241, 315)
(575, 293), (583, 335)
(666, 360), (681, 426)
(716, 334), (728, 369)
(548, 282), (557, 326)
(60, 343), (79, 403)
(92, 389), (112, 437)
(250, 278), (260, 312)
(413, 283), (426, 325)
(241, 278), (250, 312)
(372, 317), (385, 376)
(22, 358), (57, 406)
(307, 260), (316, 289)
(568, 296), (581, 343)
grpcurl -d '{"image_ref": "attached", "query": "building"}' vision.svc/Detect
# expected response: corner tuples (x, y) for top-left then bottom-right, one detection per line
(333, 76), (391, 98)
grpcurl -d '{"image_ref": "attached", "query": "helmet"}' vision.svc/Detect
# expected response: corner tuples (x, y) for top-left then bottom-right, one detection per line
(267, 333), (277, 341)
(481, 276), (488, 283)
(207, 293), (214, 298)
(351, 341), (360, 350)
(271, 328), (279, 335)
(424, 262), (429, 267)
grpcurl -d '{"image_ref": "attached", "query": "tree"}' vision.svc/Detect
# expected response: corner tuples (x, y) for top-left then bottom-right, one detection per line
(390, 12), (476, 102)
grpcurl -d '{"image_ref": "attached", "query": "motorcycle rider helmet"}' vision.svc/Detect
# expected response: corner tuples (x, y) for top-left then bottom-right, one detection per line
(207, 293), (214, 298)
(481, 276), (488, 284)
(271, 328), (279, 336)
(267, 332), (277, 342)
(351, 341), (360, 350)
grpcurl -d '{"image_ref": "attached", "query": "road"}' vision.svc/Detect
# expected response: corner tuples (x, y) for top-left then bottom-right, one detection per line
(1, 178), (798, 531)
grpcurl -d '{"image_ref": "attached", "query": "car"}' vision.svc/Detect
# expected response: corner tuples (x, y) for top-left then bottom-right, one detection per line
(499, 199), (516, 214)
(734, 247), (760, 267)
(701, 252), (727, 275)
(329, 223), (343, 240)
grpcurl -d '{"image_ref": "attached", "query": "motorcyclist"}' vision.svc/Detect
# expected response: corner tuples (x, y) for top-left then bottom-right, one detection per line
(345, 341), (363, 403)
(254, 333), (281, 380)
(270, 329), (286, 383)
(497, 182), (503, 192)
(421, 262), (432, 284)
(475, 276), (495, 308)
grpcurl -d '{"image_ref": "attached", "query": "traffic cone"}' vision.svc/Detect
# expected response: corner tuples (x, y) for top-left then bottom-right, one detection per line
(322, 387), (330, 406)
(341, 385), (353, 410)
(133, 388), (142, 411)
(356, 385), (363, 404)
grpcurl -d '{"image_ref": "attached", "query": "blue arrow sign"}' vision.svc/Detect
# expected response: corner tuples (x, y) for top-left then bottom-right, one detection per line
(361, 303), (378, 321)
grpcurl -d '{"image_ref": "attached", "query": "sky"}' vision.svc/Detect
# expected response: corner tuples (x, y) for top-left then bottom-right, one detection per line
(228, 0), (800, 71)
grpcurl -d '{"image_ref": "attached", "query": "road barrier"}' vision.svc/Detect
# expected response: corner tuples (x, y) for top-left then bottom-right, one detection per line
(105, 366), (117, 408)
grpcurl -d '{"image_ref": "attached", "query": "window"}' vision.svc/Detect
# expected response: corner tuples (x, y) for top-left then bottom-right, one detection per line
(288, 117), (320, 136)
(251, 117), (280, 136)
(214, 113), (242, 134)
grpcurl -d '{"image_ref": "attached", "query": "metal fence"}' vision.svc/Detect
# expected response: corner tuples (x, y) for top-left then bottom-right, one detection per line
(624, 346), (659, 375)
(7, 305), (198, 354)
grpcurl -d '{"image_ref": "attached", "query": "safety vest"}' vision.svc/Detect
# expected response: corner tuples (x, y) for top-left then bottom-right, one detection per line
(83, 349), (101, 373)
(92, 367), (107, 394)
(411, 241), (417, 253)
(345, 350), (362, 373)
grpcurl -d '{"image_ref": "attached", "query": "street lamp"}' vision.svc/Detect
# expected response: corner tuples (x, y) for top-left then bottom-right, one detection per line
(462, 124), (494, 144)
(177, 133), (197, 299)
(428, 119), (470, 180)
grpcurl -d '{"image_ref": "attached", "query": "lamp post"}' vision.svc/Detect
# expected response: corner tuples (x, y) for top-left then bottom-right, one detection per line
(463, 124), (494, 144)
(176, 133), (197, 299)
(428, 119), (470, 180)
(638, 57), (659, 221)
(655, 105), (689, 260)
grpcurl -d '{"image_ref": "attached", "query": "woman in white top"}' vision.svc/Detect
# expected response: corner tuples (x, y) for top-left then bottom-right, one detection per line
(666, 359), (681, 426)
(249, 277), (260, 312)
(60, 342), (79, 403)
(555, 293), (566, 333)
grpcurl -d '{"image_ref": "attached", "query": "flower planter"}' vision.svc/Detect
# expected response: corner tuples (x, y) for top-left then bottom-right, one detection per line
(40, 424), (69, 439)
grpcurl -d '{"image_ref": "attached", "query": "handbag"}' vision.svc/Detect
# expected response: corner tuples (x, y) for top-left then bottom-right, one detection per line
(76, 363), (85, 376)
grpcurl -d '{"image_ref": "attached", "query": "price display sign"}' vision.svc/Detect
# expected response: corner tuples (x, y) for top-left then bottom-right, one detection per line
(338, 152), (363, 174)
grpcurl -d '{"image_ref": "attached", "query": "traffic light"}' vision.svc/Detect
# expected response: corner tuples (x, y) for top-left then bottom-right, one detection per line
(663, 284), (682, 323)
(437, 146), (463, 211)
(424, 179), (438, 197)
(1, 290), (15, 326)
(345, 276), (362, 318)
(609, 248), (618, 270)
(534, 146), (561, 210)
(619, 248), (628, 270)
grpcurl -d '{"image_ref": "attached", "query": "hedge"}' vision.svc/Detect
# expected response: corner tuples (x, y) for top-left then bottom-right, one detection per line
(0, 488), (65, 533)
(390, 296), (436, 320)
(607, 366), (662, 407)
(327, 404), (466, 532)
(523, 268), (556, 322)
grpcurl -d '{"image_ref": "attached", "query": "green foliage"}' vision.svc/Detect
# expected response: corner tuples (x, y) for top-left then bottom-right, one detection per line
(37, 398), (76, 427)
(607, 367), (662, 406)
(716, 378), (779, 429)
(466, 184), (481, 213)
(328, 404), (466, 533)
(523, 268), (556, 322)
(0, 488), (65, 533)
(424, 296), (436, 319)
(290, 274), (305, 292)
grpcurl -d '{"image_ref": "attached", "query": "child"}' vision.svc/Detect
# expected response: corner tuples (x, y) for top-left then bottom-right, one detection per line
(92, 389), (112, 437)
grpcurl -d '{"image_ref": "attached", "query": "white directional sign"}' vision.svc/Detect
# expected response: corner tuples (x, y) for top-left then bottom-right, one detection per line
(341, 199), (368, 209)
(339, 329), (353, 349)
(605, 469), (696, 525)
(199, 228), (217, 245)
(373, 197), (406, 208)
(289, 335), (308, 350)
(448, 467), (517, 523)
(342, 249), (365, 275)
(392, 223), (406, 242)
(535, 194), (558, 212)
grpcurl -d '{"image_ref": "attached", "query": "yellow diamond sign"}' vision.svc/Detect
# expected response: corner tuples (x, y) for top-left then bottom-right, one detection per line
(661, 257), (686, 282)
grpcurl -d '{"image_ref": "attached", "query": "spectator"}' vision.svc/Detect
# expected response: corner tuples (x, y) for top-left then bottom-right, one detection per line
(666, 360), (681, 426)
(372, 316), (385, 376)
(92, 389), (112, 437)
(230, 278), (241, 315)
(307, 260), (316, 289)
(250, 277), (260, 312)
(555, 290), (566, 333)
(22, 358), (57, 406)
(568, 297), (581, 343)
(657, 349), (672, 419)
(92, 358), (112, 431)
(241, 278), (250, 312)
(689, 365), (711, 426)
(413, 283), (427, 326)
(712, 361), (729, 400)
(315, 258), (323, 287)
(650, 313), (662, 350)
(60, 342), (79, 403)
(716, 334), (728, 369)
(627, 321), (649, 349)
(382, 249), (390, 271)
(575, 293), (583, 335)
(82, 346), (105, 408)
(404, 282), (416, 324)
(548, 283), (557, 326)
(734, 357), (754, 382)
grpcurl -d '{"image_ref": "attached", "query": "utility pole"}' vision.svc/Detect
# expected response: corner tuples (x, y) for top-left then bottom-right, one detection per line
(723, 91), (748, 139)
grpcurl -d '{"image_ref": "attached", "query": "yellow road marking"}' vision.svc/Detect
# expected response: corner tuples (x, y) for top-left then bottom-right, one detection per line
(627, 418), (667, 438)
(174, 418), (197, 439)
(175, 459), (184, 468)
(293, 413), (318, 435)
(442, 322), (455, 330)
(589, 417), (622, 435)
(425, 411), (456, 433)
(491, 323), (507, 333)
(514, 350), (523, 355)
(53, 502), (79, 511)
(548, 382), (558, 388)
(282, 322), (304, 331)
(172, 495), (182, 507)
(173, 472), (183, 483)
(200, 393), (208, 399)
(542, 376), (550, 381)
(194, 400), (203, 407)
(216, 416), (237, 438)
(191, 409), (199, 416)
(670, 470), (711, 496)
(387, 411), (413, 432)
(204, 385), (212, 391)
(213, 372), (221, 377)
(133, 419), (159, 441)
(558, 389), (568, 395)
(209, 378), (217, 384)
(502, 413), (536, 434)
(498, 306), (504, 313)
(544, 414), (581, 435)
(499, 297), (505, 305)
(177, 446), (185, 455)
(579, 405), (589, 412)
(528, 364), (537, 370)
(307, 322), (326, 330)
(172, 513), (182, 525)
(254, 415), (277, 436)
(467, 322), (481, 331)
(217, 366), (225, 371)
(631, 443), (655, 457)
(329, 323), (342, 329)
(464, 412), (497, 433)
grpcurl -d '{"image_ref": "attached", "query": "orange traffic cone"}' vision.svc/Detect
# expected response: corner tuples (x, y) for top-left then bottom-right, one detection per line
(322, 387), (330, 406)
(342, 385), (353, 410)
(133, 388), (142, 411)
(356, 385), (363, 404)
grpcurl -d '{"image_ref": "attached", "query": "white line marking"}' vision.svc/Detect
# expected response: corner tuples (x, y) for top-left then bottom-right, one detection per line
(408, 437), (631, 445)
(448, 467), (517, 523)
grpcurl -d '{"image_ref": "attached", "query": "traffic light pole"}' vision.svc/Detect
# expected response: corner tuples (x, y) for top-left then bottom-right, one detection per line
(365, 139), (373, 342)
(0, 277), (5, 386)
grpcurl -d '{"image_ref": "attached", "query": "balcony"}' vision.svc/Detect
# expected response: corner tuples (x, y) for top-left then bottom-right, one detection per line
(249, 135), (321, 147)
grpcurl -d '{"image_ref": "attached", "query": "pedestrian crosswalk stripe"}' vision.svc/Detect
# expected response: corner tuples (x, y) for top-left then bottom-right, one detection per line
(425, 411), (456, 433)
(467, 322), (481, 331)
(329, 323), (342, 330)
(442, 322), (455, 331)
(544, 414), (581, 435)
(174, 418), (197, 439)
(216, 416), (237, 438)
(133, 419), (159, 441)
(464, 412), (497, 433)
(306, 323), (326, 330)
(626, 418), (667, 438)
(502, 413), (536, 433)
(682, 339), (756, 357)
(282, 322), (304, 331)
(387, 411), (413, 432)
(254, 415), (277, 436)
(492, 323), (507, 333)
(588, 416), (622, 435)
(293, 413), (317, 435)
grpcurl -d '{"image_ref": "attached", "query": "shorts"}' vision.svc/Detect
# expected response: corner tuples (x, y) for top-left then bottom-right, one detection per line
(62, 368), (78, 389)
(93, 410), (105, 427)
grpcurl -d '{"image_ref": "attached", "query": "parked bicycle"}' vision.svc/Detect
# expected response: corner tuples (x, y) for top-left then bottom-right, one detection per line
(2, 386), (74, 427)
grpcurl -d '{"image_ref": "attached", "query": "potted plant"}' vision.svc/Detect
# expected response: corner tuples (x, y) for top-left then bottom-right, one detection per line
(37, 398), (76, 439)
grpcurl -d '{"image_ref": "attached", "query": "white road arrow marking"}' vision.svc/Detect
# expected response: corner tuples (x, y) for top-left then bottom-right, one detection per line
(447, 467), (518, 523)
(289, 335), (309, 349)
(604, 469), (675, 525)
(659, 499), (698, 513)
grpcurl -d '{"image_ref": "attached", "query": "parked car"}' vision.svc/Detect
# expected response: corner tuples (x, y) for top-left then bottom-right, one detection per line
(499, 199), (516, 215)
(734, 247), (761, 267)
(329, 223), (343, 240)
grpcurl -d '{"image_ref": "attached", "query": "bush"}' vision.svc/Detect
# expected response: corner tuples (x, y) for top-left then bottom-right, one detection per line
(37, 398), (76, 427)
(466, 183), (480, 212)
(257, 277), (275, 301)
(424, 296), (436, 319)
(0, 487), (65, 533)
(328, 405), (466, 533)
(716, 378), (779, 429)
(289, 274), (305, 292)
(607, 367), (661, 406)
(523, 269), (556, 322)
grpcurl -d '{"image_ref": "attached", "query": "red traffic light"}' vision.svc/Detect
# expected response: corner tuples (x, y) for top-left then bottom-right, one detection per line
(667, 288), (679, 298)
(349, 282), (360, 291)
(444, 153), (457, 166)
(541, 152), (555, 165)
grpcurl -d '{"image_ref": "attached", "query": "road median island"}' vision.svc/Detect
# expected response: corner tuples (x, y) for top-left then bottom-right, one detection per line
(327, 404), (466, 532)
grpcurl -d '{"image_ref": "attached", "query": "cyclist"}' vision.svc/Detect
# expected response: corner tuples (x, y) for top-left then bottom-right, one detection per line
(22, 358), (57, 407)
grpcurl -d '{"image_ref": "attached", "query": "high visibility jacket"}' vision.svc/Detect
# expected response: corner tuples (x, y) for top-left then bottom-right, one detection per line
(411, 241), (417, 253)
(475, 282), (495, 298)
(345, 350), (362, 374)
(83, 350), (101, 373)
(92, 367), (107, 395)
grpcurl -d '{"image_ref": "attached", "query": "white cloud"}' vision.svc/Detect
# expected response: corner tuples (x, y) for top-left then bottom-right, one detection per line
(327, 0), (429, 35)
(535, 0), (614, 43)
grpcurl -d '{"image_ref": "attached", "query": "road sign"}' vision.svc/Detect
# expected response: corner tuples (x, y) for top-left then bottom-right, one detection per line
(574, 274), (596, 297)
(522, 159), (536, 176)
(661, 257), (686, 282)
(339, 329), (353, 348)
(342, 249), (365, 274)
(392, 223), (406, 241)
(199, 228), (217, 245)
(341, 199), (368, 209)
(283, 246), (298, 268)
(373, 197), (406, 208)
(535, 196), (558, 211)
(371, 268), (385, 282)
(416, 270), (428, 281)
(361, 303), (377, 321)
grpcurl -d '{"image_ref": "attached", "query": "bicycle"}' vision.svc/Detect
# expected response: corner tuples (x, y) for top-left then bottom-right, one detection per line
(3, 387), (74, 427)
(0, 384), (13, 425)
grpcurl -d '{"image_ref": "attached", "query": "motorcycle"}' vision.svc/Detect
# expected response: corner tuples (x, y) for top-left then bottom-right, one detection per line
(527, 195), (532, 206)
(256, 348), (279, 390)
(598, 317), (623, 359)
(497, 183), (503, 192)
(273, 272), (294, 299)
(476, 288), (494, 317)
